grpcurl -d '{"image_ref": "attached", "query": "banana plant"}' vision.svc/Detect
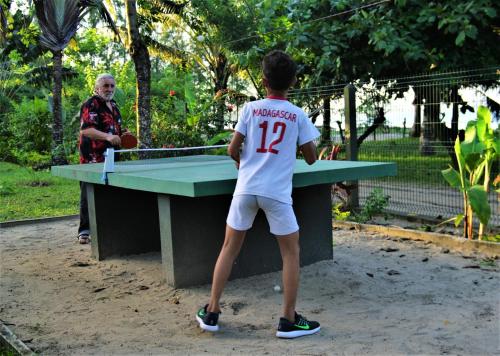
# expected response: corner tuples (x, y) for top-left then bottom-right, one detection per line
(441, 106), (499, 240)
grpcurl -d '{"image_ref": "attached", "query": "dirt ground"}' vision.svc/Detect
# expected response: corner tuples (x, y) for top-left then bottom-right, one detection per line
(0, 217), (499, 355)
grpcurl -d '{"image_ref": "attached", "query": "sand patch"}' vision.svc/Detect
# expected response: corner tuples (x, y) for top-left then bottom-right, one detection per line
(1, 218), (498, 355)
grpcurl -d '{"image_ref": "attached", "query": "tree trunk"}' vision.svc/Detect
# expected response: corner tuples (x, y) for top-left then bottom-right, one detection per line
(411, 90), (422, 138)
(51, 49), (67, 165)
(450, 86), (459, 140)
(336, 121), (345, 144)
(420, 91), (439, 155)
(357, 107), (385, 147)
(446, 85), (460, 168)
(411, 103), (421, 137)
(321, 96), (331, 145)
(126, 0), (152, 149)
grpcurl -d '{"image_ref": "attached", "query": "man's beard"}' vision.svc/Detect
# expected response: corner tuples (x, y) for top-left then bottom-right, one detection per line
(101, 92), (114, 101)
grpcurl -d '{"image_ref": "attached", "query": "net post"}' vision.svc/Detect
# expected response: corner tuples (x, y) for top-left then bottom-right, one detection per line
(101, 148), (115, 183)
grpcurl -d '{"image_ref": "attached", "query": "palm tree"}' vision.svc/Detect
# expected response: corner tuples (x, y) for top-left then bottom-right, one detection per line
(0, 0), (9, 45)
(33, 0), (118, 165)
(122, 0), (185, 149)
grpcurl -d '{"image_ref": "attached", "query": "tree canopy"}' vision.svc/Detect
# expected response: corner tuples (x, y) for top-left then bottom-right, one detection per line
(1, 0), (498, 166)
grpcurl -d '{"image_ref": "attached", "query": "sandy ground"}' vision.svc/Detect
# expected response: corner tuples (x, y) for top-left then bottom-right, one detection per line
(0, 217), (499, 355)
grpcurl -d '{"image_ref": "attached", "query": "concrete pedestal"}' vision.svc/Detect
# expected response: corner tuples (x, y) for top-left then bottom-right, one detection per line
(86, 183), (333, 287)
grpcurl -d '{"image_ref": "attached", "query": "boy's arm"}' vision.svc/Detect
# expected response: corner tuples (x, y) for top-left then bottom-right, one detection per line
(300, 141), (317, 165)
(228, 131), (245, 166)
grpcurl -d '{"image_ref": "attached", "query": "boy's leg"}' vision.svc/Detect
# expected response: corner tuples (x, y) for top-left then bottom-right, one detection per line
(276, 230), (321, 338)
(276, 231), (300, 322)
(207, 224), (247, 313)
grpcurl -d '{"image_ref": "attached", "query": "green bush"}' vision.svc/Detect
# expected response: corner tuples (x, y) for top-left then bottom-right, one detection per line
(12, 150), (52, 169)
(352, 188), (389, 223)
(8, 96), (52, 153)
(0, 114), (16, 162)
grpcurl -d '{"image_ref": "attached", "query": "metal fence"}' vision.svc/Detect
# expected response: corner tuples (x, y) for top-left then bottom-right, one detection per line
(288, 67), (500, 228)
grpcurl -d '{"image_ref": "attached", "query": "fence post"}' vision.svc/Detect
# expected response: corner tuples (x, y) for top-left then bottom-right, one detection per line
(344, 84), (359, 209)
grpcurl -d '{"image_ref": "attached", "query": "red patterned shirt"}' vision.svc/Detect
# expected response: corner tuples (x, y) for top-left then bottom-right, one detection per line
(79, 95), (123, 164)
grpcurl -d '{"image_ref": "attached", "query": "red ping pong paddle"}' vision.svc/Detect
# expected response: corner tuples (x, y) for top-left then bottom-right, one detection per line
(120, 132), (137, 149)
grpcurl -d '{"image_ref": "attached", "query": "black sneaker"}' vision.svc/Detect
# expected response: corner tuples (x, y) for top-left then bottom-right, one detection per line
(196, 304), (220, 332)
(276, 312), (320, 338)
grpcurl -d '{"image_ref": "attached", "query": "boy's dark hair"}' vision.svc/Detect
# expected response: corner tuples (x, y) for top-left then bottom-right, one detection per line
(262, 50), (297, 91)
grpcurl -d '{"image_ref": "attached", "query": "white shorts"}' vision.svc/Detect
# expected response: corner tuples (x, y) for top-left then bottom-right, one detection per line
(226, 195), (299, 236)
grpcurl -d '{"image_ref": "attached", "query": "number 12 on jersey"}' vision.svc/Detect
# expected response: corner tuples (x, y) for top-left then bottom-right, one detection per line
(256, 121), (286, 154)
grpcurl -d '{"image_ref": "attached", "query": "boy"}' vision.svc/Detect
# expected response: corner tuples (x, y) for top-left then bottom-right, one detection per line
(196, 50), (320, 339)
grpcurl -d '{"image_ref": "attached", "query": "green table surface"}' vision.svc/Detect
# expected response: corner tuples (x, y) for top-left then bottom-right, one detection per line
(51, 155), (396, 197)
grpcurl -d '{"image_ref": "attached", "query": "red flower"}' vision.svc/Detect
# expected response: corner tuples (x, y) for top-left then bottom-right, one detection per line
(227, 104), (234, 112)
(169, 90), (176, 97)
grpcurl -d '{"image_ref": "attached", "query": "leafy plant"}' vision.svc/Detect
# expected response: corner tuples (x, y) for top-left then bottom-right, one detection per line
(8, 96), (53, 153)
(441, 106), (499, 240)
(332, 202), (350, 221)
(351, 188), (389, 224)
(481, 235), (500, 243)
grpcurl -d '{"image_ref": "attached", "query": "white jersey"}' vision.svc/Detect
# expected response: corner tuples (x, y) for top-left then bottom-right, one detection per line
(233, 97), (320, 204)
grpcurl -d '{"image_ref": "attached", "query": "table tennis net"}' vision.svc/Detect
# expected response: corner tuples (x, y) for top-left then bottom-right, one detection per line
(101, 145), (229, 179)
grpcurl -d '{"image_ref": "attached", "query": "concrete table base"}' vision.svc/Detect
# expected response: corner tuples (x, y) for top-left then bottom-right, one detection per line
(87, 183), (333, 288)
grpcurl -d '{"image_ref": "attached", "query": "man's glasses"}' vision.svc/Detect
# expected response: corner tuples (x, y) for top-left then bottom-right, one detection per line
(102, 84), (115, 88)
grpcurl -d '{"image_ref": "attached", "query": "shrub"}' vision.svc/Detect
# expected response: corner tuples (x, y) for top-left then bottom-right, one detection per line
(8, 96), (52, 153)
(13, 150), (52, 170)
(351, 188), (389, 223)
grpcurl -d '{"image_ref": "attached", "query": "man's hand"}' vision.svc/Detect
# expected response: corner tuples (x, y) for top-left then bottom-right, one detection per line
(106, 134), (121, 146)
(81, 128), (122, 146)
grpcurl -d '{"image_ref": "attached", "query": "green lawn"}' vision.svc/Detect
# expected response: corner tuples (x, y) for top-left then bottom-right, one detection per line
(0, 162), (79, 222)
(358, 137), (452, 186)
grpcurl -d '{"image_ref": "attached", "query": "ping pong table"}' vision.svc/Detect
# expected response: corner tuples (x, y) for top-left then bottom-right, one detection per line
(52, 155), (396, 287)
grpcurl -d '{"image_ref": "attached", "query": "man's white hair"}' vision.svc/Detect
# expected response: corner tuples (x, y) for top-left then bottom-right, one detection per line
(94, 73), (115, 94)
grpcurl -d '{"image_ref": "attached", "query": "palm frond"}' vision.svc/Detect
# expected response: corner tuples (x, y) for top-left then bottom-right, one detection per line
(0, 1), (9, 43)
(82, 0), (121, 41)
(143, 35), (187, 65)
(149, 0), (186, 15)
(34, 0), (120, 51)
(34, 0), (84, 51)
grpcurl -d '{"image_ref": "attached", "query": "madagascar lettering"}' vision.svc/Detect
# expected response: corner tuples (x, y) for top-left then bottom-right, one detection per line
(253, 108), (296, 122)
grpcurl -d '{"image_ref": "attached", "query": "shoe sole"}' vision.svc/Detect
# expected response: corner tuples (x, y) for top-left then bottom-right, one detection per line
(276, 326), (320, 339)
(196, 315), (219, 332)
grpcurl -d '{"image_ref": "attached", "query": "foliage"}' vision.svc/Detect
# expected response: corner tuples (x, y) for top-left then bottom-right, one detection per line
(247, 0), (500, 142)
(481, 235), (500, 243)
(441, 106), (499, 239)
(13, 150), (52, 169)
(350, 188), (390, 224)
(332, 202), (350, 221)
(7, 96), (52, 152)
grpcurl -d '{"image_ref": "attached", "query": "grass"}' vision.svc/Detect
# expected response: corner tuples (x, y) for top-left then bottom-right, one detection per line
(0, 162), (79, 222)
(356, 137), (454, 186)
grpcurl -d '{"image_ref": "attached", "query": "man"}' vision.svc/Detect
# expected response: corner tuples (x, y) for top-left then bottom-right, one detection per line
(77, 73), (123, 244)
